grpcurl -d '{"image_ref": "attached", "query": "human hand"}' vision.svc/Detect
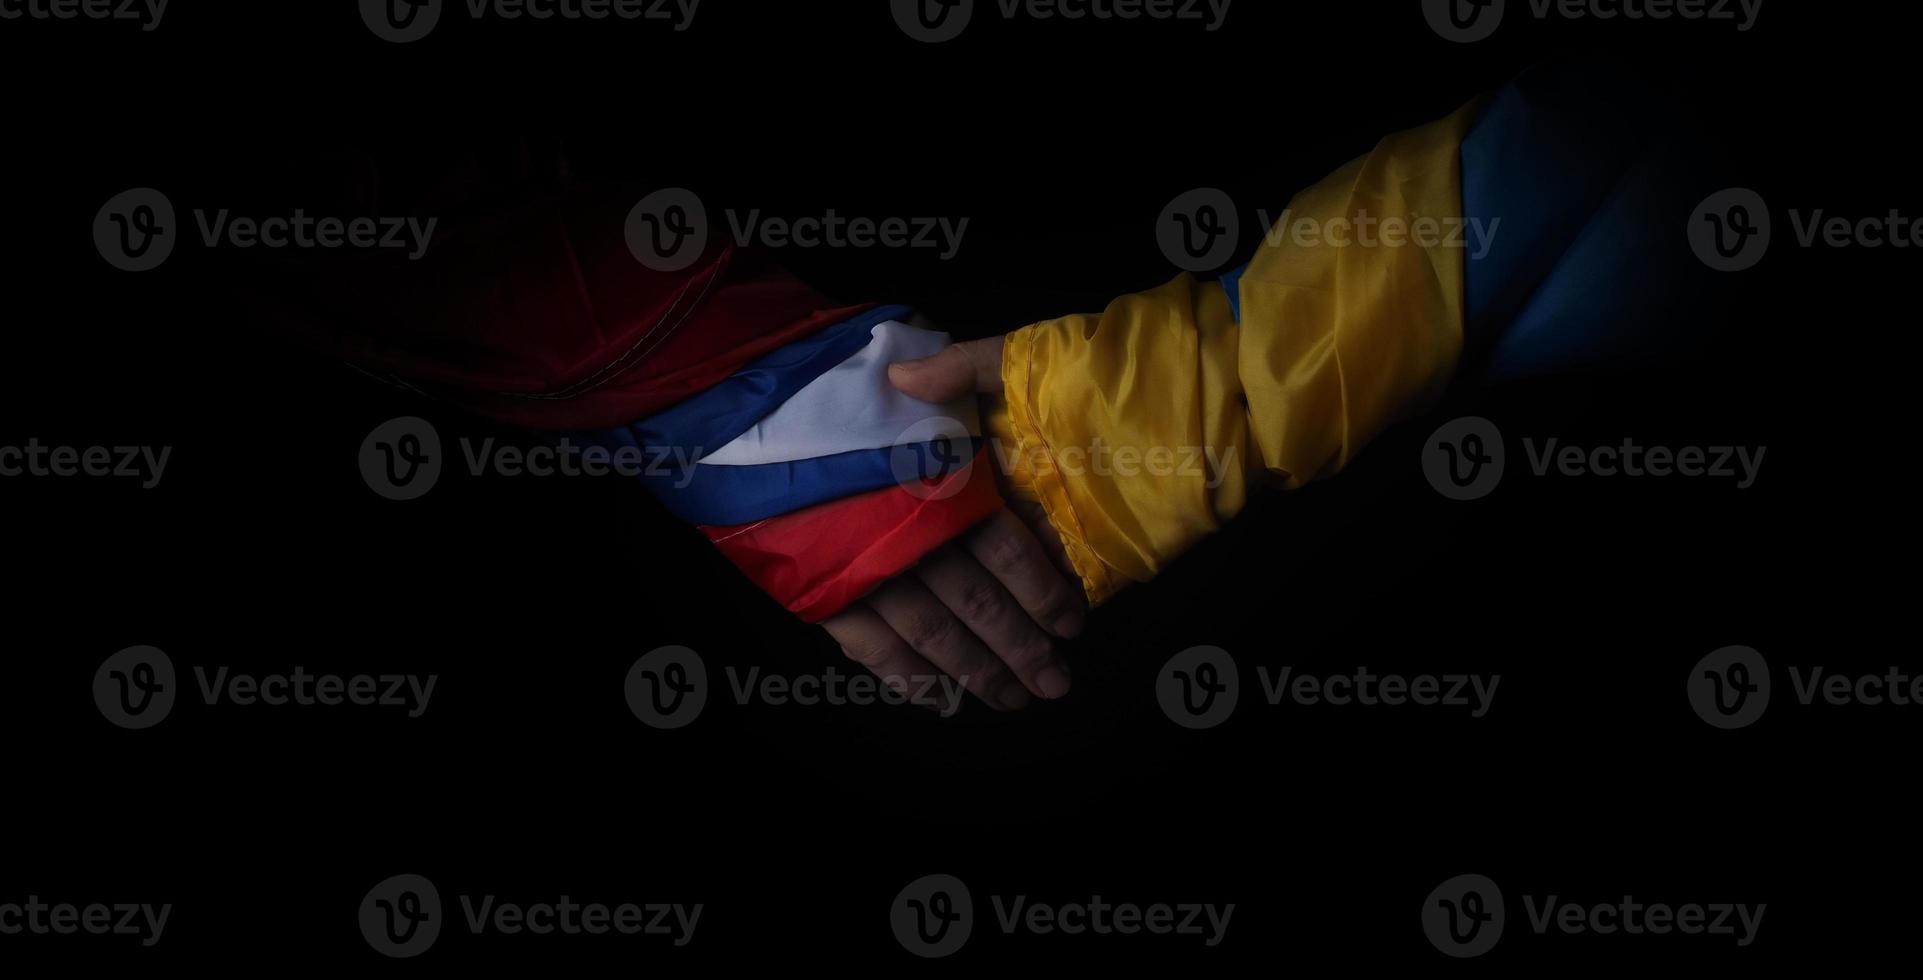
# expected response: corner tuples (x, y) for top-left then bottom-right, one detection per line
(819, 335), (1086, 711)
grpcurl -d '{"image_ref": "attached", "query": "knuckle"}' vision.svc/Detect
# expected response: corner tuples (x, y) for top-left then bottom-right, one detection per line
(975, 528), (1030, 576)
(955, 580), (1007, 625)
(903, 608), (963, 651)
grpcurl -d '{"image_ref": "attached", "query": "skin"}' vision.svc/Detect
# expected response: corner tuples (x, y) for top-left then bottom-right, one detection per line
(818, 336), (1087, 711)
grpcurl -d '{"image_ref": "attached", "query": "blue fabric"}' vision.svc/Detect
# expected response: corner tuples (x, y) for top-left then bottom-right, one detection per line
(577, 302), (989, 525)
(1220, 262), (1247, 323)
(1459, 61), (1713, 381)
(587, 432), (982, 526)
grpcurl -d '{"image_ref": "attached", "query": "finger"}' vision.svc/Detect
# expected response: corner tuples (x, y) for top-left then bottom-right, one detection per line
(867, 576), (1030, 711)
(967, 508), (1087, 642)
(913, 542), (1070, 700)
(820, 605), (954, 713)
(888, 336), (1006, 402)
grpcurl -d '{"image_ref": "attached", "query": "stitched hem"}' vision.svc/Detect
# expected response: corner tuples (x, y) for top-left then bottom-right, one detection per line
(1000, 324), (1122, 607)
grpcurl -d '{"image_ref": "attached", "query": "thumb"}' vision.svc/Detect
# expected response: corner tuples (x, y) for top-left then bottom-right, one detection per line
(888, 336), (1006, 403)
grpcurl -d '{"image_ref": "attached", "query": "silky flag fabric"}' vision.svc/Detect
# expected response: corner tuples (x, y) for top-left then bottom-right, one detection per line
(702, 449), (1004, 623)
(987, 59), (1712, 606)
(699, 317), (980, 466)
(615, 305), (917, 461)
(584, 306), (1002, 619)
(596, 432), (985, 527)
(236, 146), (885, 430)
(583, 307), (984, 527)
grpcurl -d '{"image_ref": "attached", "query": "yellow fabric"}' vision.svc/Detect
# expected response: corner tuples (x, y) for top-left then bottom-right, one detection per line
(991, 99), (1483, 605)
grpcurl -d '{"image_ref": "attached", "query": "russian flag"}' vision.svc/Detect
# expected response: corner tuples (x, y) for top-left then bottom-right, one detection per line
(584, 305), (1001, 621)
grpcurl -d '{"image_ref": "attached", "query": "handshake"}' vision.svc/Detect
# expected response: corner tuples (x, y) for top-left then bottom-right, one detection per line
(827, 329), (1087, 713)
(584, 308), (1092, 713)
(188, 60), (1690, 725)
(270, 64), (1650, 716)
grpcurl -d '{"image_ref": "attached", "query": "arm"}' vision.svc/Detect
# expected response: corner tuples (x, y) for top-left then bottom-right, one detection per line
(898, 61), (1711, 606)
(233, 143), (1081, 708)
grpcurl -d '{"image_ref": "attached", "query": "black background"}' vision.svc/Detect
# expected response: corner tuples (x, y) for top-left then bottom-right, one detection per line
(2, 0), (1912, 969)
